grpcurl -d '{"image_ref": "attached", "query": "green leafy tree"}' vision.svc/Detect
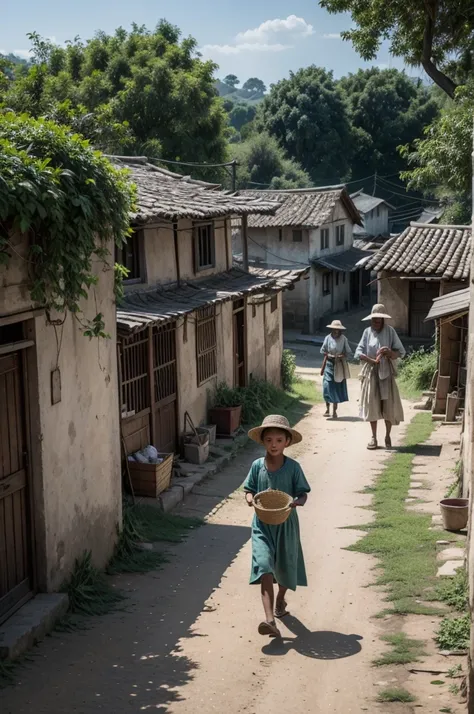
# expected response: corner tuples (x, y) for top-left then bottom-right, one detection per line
(400, 81), (474, 222)
(320, 0), (474, 98)
(2, 22), (229, 164)
(224, 74), (239, 89)
(230, 132), (312, 190)
(242, 77), (266, 96)
(338, 68), (439, 179)
(256, 66), (353, 183)
(228, 102), (257, 132)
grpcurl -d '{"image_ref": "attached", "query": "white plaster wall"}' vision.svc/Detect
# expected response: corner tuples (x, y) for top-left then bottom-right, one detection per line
(246, 301), (266, 381)
(247, 227), (310, 267)
(362, 205), (389, 236)
(264, 295), (283, 386)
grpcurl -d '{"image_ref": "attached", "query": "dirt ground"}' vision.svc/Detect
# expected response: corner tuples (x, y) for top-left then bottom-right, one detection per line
(0, 366), (462, 713)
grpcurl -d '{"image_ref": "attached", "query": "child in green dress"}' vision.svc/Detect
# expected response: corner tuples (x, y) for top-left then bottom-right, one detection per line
(244, 414), (310, 638)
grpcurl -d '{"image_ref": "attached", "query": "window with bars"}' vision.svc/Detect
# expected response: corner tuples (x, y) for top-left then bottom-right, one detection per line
(194, 222), (216, 271)
(320, 228), (329, 250)
(336, 224), (345, 246)
(322, 272), (331, 296)
(196, 306), (217, 385)
(119, 332), (150, 415)
(116, 231), (143, 282)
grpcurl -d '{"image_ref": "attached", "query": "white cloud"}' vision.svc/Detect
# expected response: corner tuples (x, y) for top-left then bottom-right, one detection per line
(12, 49), (32, 59)
(377, 62), (389, 69)
(322, 33), (341, 40)
(201, 15), (313, 56)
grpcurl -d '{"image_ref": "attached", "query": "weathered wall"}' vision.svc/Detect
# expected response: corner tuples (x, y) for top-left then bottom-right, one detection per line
(361, 205), (390, 237)
(0, 237), (121, 592)
(309, 208), (354, 260)
(0, 232), (36, 315)
(246, 300), (266, 381)
(264, 295), (283, 386)
(246, 296), (282, 385)
(377, 272), (410, 334)
(138, 217), (231, 289)
(282, 277), (309, 329)
(246, 226), (310, 266)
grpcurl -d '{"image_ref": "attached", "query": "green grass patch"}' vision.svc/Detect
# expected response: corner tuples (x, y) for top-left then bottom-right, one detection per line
(398, 347), (437, 401)
(377, 687), (416, 703)
(348, 413), (443, 616)
(433, 566), (468, 612)
(289, 377), (322, 404)
(436, 614), (470, 651)
(61, 551), (125, 616)
(374, 633), (426, 666)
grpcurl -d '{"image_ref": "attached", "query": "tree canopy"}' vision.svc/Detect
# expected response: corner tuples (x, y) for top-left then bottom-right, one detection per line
(223, 74), (239, 89)
(320, 0), (474, 97)
(230, 132), (312, 190)
(1, 23), (229, 163)
(338, 68), (439, 180)
(242, 78), (266, 96)
(256, 66), (353, 184)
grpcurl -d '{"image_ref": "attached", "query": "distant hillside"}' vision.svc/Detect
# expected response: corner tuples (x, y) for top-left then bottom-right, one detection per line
(215, 80), (265, 105)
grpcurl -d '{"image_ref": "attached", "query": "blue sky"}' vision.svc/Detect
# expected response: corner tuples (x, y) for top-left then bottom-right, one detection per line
(3, 0), (418, 86)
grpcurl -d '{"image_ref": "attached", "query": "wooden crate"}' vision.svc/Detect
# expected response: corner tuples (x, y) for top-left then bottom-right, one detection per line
(128, 453), (173, 498)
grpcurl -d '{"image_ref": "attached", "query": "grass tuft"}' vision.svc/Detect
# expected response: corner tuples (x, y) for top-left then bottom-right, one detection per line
(436, 614), (470, 651)
(377, 687), (416, 703)
(61, 551), (125, 616)
(374, 633), (426, 666)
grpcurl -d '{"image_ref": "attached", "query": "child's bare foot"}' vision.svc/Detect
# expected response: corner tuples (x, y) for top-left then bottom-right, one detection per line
(275, 599), (289, 618)
(258, 620), (280, 637)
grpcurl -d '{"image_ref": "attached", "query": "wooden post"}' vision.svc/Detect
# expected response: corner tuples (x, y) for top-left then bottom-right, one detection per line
(241, 214), (249, 271)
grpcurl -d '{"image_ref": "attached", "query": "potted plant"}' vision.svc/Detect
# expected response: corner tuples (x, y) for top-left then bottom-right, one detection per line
(209, 383), (243, 436)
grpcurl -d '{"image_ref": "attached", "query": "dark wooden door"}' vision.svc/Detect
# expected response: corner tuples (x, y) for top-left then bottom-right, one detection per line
(0, 353), (33, 624)
(152, 323), (178, 454)
(233, 299), (246, 387)
(409, 281), (439, 338)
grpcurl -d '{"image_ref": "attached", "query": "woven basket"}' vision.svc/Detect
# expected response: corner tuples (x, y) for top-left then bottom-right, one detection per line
(253, 489), (292, 525)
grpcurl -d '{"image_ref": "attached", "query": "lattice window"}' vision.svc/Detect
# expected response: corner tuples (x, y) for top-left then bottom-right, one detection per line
(120, 331), (150, 414)
(196, 306), (217, 385)
(194, 223), (216, 271)
(153, 323), (177, 404)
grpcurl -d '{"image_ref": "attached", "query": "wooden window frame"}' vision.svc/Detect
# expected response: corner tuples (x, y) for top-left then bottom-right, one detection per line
(119, 331), (150, 416)
(194, 222), (216, 272)
(322, 272), (331, 296)
(320, 228), (329, 251)
(116, 230), (145, 285)
(196, 306), (217, 386)
(336, 224), (345, 246)
(292, 229), (303, 243)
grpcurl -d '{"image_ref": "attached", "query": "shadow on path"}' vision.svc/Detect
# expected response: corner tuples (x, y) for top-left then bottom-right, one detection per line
(262, 616), (363, 660)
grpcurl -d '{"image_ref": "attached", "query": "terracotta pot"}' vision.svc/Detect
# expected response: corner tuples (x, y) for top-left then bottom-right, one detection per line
(209, 405), (242, 435)
(440, 498), (469, 531)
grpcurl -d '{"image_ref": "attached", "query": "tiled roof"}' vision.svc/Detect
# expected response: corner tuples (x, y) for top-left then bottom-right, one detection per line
(311, 246), (372, 272)
(350, 191), (394, 214)
(365, 223), (472, 280)
(109, 157), (279, 224)
(117, 268), (284, 334)
(236, 187), (362, 228)
(425, 287), (470, 322)
(233, 261), (310, 288)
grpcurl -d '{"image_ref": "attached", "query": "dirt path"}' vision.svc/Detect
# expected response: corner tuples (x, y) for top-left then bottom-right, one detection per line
(1, 381), (413, 714)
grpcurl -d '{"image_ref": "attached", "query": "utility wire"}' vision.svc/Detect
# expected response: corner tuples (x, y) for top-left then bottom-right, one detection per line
(246, 235), (311, 267)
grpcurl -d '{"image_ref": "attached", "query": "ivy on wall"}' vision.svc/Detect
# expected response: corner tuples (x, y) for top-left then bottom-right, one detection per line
(0, 112), (135, 336)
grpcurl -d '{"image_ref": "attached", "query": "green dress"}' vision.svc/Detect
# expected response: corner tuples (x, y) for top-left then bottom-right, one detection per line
(243, 456), (311, 591)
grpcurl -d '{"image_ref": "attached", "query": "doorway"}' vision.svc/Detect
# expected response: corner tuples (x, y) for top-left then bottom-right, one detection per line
(233, 299), (247, 387)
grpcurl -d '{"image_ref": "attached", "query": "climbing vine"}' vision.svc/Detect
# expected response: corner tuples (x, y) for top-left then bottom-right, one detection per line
(0, 112), (135, 336)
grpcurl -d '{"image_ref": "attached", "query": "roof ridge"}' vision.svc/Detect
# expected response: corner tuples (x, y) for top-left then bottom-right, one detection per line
(410, 222), (471, 230)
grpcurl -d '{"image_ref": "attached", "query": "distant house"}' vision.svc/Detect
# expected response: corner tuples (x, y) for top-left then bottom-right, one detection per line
(232, 187), (369, 333)
(350, 191), (394, 239)
(365, 222), (472, 339)
(113, 158), (304, 454)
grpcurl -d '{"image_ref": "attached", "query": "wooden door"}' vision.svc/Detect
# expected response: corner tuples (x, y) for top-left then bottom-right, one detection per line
(233, 299), (246, 387)
(0, 353), (33, 624)
(409, 281), (439, 338)
(152, 323), (178, 454)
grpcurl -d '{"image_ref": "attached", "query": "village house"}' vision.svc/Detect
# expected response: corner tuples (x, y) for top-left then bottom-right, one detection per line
(232, 187), (369, 333)
(350, 190), (394, 241)
(365, 222), (472, 340)
(0, 227), (120, 625)
(114, 158), (305, 456)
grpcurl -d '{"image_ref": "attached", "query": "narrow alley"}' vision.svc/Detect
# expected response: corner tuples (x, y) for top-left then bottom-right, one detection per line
(0, 366), (425, 714)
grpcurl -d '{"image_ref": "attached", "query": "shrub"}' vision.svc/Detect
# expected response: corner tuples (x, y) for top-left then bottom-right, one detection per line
(436, 614), (470, 651)
(213, 378), (282, 425)
(398, 347), (437, 391)
(281, 349), (297, 391)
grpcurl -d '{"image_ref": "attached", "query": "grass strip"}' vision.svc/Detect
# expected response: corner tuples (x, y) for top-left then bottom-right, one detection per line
(377, 687), (416, 703)
(348, 413), (452, 616)
(374, 633), (426, 666)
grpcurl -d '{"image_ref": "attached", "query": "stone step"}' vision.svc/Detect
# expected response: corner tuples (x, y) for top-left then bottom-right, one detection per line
(0, 594), (69, 660)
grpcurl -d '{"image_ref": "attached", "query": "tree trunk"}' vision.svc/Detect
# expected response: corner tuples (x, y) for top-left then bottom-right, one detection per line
(422, 13), (457, 98)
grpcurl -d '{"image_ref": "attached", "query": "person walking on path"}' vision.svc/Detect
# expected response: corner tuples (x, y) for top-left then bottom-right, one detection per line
(320, 319), (352, 418)
(354, 304), (406, 450)
(243, 415), (311, 638)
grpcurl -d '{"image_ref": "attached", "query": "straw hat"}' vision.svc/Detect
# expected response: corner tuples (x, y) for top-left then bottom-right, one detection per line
(326, 319), (346, 331)
(248, 414), (302, 445)
(362, 303), (392, 321)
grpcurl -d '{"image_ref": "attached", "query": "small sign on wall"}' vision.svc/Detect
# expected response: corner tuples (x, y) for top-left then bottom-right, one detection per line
(51, 367), (61, 405)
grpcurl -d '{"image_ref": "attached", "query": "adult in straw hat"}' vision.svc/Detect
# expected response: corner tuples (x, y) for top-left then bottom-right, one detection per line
(244, 415), (310, 637)
(320, 319), (352, 418)
(355, 304), (406, 450)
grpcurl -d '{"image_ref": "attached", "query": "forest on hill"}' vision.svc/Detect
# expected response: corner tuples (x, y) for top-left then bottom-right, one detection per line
(1, 5), (472, 223)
